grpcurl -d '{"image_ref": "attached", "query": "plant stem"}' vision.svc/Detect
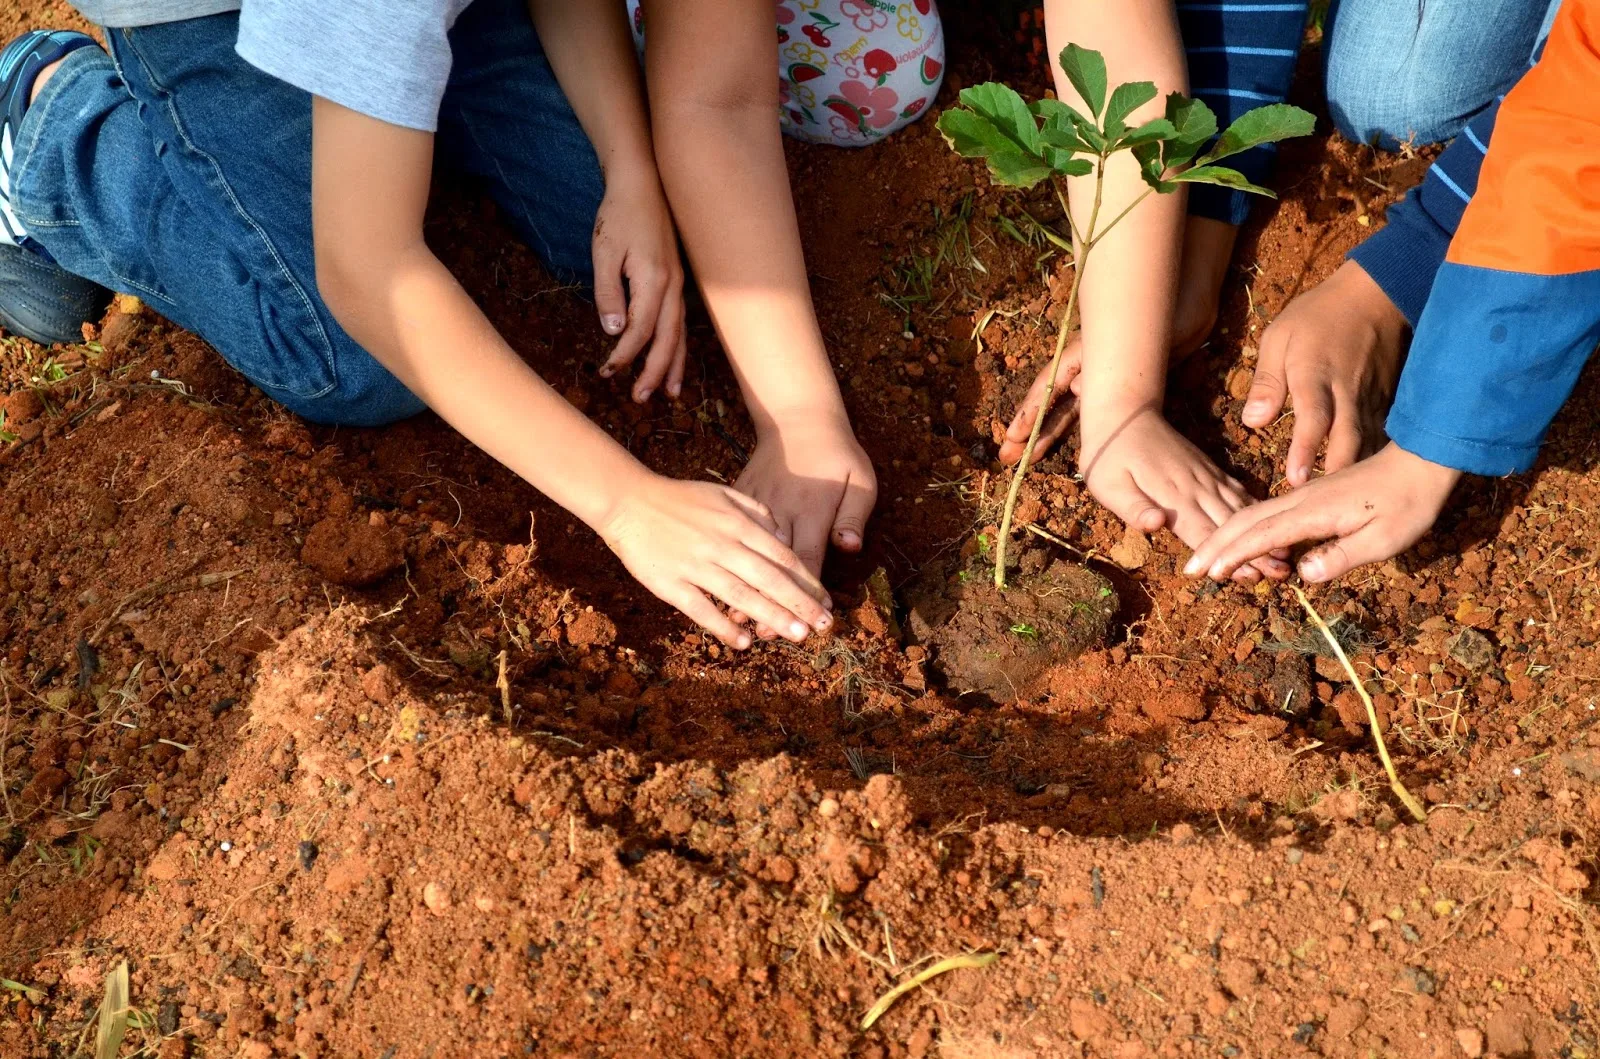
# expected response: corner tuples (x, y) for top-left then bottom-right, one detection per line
(994, 158), (1106, 589)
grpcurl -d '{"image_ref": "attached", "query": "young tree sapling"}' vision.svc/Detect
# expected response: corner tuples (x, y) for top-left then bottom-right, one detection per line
(938, 45), (1315, 588)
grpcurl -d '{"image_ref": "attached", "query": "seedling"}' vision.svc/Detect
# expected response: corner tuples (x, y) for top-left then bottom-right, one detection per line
(938, 45), (1314, 588)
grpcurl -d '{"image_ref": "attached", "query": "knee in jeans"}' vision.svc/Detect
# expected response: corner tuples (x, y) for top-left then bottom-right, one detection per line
(277, 362), (426, 428)
(1327, 57), (1468, 148)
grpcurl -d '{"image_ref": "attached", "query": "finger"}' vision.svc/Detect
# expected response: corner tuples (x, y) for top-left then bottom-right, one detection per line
(1323, 403), (1364, 475)
(725, 545), (832, 629)
(666, 301), (688, 400)
(831, 476), (876, 552)
(668, 585), (753, 650)
(1197, 499), (1346, 582)
(634, 275), (684, 403)
(603, 273), (665, 379)
(1298, 522), (1397, 583)
(789, 514), (832, 583)
(1101, 475), (1167, 536)
(592, 239), (628, 342)
(724, 489), (781, 536)
(1000, 342), (1082, 464)
(1241, 328), (1290, 428)
(703, 566), (815, 643)
(1285, 381), (1334, 487)
(739, 515), (830, 606)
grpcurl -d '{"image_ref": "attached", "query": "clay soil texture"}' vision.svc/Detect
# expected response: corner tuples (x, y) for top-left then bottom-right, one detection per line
(1, 4), (1598, 1058)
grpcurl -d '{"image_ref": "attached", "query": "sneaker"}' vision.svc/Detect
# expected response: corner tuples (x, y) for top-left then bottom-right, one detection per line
(0, 30), (109, 344)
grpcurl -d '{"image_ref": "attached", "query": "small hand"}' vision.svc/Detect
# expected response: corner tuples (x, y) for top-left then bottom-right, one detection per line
(1183, 443), (1461, 583)
(736, 416), (877, 575)
(1000, 216), (1239, 466)
(1081, 401), (1288, 582)
(592, 172), (687, 403)
(597, 474), (833, 648)
(1242, 259), (1409, 486)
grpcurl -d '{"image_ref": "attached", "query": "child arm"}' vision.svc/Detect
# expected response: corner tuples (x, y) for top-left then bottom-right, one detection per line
(525, 0), (686, 398)
(1189, 0), (1600, 583)
(309, 99), (833, 645)
(639, 0), (876, 577)
(1044, 0), (1285, 580)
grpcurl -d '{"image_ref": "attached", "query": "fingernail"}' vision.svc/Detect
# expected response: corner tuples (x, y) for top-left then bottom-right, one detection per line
(1245, 399), (1268, 414)
(823, 595), (834, 611)
(838, 531), (860, 549)
(788, 621), (808, 640)
(1208, 562), (1227, 581)
(636, 388), (652, 403)
(1293, 465), (1309, 484)
(599, 365), (614, 378)
(1300, 558), (1324, 582)
(814, 614), (831, 631)
(602, 314), (625, 335)
(1183, 555), (1202, 576)
(735, 634), (752, 650)
(668, 383), (681, 398)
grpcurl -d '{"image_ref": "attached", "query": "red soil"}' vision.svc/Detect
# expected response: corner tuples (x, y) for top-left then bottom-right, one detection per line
(0, 4), (1595, 1058)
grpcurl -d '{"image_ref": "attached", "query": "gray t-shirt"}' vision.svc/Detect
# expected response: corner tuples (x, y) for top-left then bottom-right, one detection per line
(73, 0), (471, 133)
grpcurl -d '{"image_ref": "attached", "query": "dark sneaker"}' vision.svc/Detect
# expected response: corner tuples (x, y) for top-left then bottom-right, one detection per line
(0, 30), (109, 344)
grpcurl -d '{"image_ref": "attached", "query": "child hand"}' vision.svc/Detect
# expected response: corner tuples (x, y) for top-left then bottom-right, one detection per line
(1184, 444), (1461, 583)
(597, 474), (834, 648)
(735, 416), (877, 575)
(1241, 260), (1409, 485)
(1081, 402), (1288, 582)
(1001, 217), (1239, 466)
(592, 173), (687, 403)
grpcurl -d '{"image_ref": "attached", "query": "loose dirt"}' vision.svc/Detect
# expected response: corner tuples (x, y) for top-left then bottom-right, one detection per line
(0, 4), (1596, 1058)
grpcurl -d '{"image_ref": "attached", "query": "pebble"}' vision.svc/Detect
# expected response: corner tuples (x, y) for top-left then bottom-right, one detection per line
(1285, 848), (1304, 865)
(1366, 918), (1389, 933)
(817, 798), (840, 818)
(423, 881), (451, 914)
(1455, 1028), (1485, 1058)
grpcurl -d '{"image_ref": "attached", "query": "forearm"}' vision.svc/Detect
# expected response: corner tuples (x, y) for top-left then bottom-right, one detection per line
(322, 245), (651, 527)
(1046, 0), (1188, 416)
(526, 0), (655, 179)
(642, 0), (847, 435)
(649, 98), (847, 432)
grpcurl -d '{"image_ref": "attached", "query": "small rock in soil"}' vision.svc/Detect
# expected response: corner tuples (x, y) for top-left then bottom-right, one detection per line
(1108, 525), (1152, 570)
(298, 841), (318, 871)
(1447, 627), (1497, 670)
(567, 609), (617, 649)
(1400, 966), (1437, 995)
(301, 515), (403, 587)
(1560, 749), (1600, 782)
(2, 388), (43, 426)
(1455, 1028), (1485, 1058)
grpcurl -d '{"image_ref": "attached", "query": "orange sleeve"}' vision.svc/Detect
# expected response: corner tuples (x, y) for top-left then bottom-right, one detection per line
(1449, 0), (1600, 275)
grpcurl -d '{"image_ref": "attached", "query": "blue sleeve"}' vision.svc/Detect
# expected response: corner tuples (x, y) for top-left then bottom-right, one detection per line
(1385, 265), (1600, 475)
(1177, 0), (1308, 225)
(1348, 104), (1500, 326)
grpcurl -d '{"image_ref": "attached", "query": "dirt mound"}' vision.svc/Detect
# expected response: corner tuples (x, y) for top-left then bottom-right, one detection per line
(0, 2), (1596, 1056)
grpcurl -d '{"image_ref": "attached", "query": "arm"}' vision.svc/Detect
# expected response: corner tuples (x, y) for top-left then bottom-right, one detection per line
(1189, 0), (1600, 583)
(1045, 0), (1284, 580)
(525, 0), (687, 397)
(641, 0), (876, 575)
(310, 99), (832, 645)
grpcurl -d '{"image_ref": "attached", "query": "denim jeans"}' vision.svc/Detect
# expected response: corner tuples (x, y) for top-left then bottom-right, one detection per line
(1325, 0), (1564, 148)
(9, 0), (603, 426)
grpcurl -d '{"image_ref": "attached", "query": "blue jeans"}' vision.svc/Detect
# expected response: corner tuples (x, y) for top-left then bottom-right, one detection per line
(1325, 0), (1563, 148)
(9, 0), (603, 426)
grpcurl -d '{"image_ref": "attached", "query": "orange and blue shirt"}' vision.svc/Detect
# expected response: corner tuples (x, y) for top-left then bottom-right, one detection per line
(1382, 0), (1600, 475)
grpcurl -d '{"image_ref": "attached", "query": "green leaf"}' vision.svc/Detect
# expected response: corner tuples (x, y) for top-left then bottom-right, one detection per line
(1034, 97), (1105, 152)
(1037, 126), (1087, 155)
(1171, 164), (1277, 197)
(1103, 81), (1157, 141)
(1049, 155), (1094, 177)
(1118, 117), (1177, 149)
(1058, 44), (1107, 117)
(937, 84), (1055, 187)
(938, 110), (1053, 186)
(958, 82), (1043, 154)
(1131, 142), (1176, 194)
(1161, 93), (1217, 169)
(1195, 103), (1316, 165)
